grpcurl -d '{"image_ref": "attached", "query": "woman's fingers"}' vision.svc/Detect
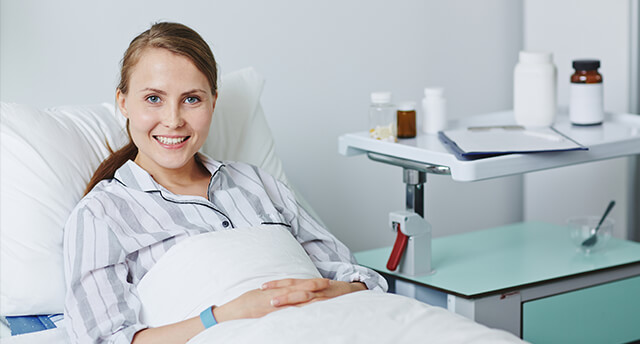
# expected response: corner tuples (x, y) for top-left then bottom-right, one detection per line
(296, 297), (330, 307)
(270, 290), (317, 307)
(260, 278), (346, 308)
(261, 278), (331, 292)
(260, 279), (294, 289)
(221, 280), (367, 321)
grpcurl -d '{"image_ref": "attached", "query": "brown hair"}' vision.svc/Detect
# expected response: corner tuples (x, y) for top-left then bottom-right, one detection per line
(84, 22), (218, 195)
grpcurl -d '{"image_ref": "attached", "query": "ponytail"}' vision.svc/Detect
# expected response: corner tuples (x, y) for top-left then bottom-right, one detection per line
(84, 140), (137, 196)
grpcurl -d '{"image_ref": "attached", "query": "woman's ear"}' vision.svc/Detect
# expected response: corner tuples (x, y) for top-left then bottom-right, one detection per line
(116, 89), (129, 119)
(211, 93), (218, 113)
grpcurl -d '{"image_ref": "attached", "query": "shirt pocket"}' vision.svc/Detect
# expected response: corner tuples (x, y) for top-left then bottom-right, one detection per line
(258, 213), (291, 228)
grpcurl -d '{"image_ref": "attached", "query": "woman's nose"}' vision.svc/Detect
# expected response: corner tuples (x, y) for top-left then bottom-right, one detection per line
(162, 104), (185, 129)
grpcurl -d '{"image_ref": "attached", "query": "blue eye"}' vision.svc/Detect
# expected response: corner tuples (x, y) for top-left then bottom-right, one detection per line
(147, 95), (161, 104)
(185, 97), (200, 104)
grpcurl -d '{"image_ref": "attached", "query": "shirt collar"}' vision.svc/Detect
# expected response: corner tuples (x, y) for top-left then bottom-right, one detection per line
(113, 153), (224, 193)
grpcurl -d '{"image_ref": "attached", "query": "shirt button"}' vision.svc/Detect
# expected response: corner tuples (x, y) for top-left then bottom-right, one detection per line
(222, 221), (230, 228)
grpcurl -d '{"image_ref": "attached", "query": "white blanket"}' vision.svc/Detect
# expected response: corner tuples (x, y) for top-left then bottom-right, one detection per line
(190, 291), (523, 344)
(138, 226), (525, 344)
(137, 225), (322, 327)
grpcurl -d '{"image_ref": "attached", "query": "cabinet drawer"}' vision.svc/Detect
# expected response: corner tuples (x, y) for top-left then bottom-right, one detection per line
(523, 275), (640, 343)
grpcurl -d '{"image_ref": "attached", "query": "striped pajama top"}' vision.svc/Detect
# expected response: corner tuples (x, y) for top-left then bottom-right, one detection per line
(63, 153), (387, 343)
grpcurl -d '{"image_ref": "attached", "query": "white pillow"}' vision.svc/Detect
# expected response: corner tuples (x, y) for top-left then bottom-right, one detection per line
(137, 225), (322, 327)
(0, 67), (290, 316)
(202, 67), (324, 224)
(0, 103), (127, 315)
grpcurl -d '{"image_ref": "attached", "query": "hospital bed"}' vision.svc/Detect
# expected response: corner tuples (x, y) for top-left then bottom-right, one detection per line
(0, 68), (525, 343)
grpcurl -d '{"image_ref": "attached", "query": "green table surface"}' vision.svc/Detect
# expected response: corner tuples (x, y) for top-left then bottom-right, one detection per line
(354, 222), (640, 298)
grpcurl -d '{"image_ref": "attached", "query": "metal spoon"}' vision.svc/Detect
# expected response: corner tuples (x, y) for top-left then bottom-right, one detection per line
(581, 200), (615, 247)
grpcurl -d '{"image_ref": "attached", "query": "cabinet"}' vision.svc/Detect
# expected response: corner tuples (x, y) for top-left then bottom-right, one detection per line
(339, 111), (640, 340)
(522, 275), (640, 343)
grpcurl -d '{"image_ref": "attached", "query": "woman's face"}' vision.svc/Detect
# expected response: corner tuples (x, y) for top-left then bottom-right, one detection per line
(116, 47), (216, 175)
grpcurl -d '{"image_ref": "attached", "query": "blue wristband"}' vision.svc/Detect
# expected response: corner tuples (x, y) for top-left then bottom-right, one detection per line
(199, 306), (218, 329)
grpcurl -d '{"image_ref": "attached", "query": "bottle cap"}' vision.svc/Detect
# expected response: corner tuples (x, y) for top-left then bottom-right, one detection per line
(397, 101), (416, 111)
(371, 92), (392, 104)
(519, 51), (552, 64)
(572, 59), (600, 70)
(424, 88), (444, 97)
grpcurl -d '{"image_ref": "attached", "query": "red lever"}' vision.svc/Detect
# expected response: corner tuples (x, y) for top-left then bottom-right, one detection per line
(386, 223), (408, 271)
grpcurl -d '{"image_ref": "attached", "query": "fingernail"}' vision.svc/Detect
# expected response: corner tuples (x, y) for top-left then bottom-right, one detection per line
(261, 283), (267, 290)
(270, 299), (280, 306)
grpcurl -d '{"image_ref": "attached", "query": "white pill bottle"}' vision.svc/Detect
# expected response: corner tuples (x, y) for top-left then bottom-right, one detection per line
(421, 88), (446, 134)
(513, 51), (557, 127)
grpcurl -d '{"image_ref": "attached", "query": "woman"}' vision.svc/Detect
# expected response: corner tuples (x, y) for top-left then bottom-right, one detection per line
(63, 22), (387, 344)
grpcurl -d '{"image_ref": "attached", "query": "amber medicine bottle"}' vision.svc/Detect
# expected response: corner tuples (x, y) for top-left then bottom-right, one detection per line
(569, 59), (603, 125)
(397, 102), (417, 138)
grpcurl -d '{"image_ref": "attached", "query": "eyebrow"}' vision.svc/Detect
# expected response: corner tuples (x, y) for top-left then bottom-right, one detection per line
(139, 88), (207, 96)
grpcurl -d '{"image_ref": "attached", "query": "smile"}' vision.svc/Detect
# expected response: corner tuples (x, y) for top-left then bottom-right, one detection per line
(154, 136), (190, 145)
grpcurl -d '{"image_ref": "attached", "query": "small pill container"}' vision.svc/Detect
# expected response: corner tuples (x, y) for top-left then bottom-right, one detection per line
(368, 92), (397, 142)
(397, 102), (417, 139)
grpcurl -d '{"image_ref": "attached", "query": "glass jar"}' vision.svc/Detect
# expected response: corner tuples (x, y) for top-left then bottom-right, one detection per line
(369, 92), (396, 142)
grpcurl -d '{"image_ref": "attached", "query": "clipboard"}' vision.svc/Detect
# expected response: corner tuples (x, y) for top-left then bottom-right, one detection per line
(438, 125), (588, 160)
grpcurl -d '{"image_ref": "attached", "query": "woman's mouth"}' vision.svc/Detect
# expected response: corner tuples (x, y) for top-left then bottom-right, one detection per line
(154, 135), (190, 146)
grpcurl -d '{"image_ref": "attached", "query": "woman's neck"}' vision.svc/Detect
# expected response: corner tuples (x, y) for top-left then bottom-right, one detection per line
(134, 154), (212, 198)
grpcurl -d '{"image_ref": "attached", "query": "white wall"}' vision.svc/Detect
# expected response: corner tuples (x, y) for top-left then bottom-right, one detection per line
(0, 0), (524, 251)
(523, 0), (639, 240)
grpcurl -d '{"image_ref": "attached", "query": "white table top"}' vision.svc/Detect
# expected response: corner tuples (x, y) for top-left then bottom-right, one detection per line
(338, 111), (640, 181)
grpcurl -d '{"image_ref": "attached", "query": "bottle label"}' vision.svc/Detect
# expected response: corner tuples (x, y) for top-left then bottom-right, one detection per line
(569, 83), (603, 124)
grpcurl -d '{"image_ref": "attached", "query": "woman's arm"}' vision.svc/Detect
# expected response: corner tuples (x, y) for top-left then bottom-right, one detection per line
(64, 204), (147, 343)
(131, 317), (203, 344)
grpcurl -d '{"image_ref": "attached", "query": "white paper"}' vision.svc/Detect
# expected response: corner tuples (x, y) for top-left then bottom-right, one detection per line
(442, 126), (584, 154)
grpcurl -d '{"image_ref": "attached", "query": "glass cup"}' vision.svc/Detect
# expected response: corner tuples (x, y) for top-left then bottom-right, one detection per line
(567, 216), (614, 254)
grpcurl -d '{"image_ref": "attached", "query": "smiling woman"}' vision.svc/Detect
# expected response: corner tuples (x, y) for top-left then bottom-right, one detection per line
(83, 22), (219, 196)
(64, 22), (387, 344)
(116, 47), (215, 197)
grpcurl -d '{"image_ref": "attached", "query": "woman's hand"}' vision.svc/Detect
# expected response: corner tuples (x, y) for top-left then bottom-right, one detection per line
(261, 278), (367, 308)
(213, 288), (281, 322)
(213, 278), (366, 323)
